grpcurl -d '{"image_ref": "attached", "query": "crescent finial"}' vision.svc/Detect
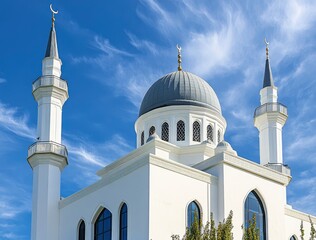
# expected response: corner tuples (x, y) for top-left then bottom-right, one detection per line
(264, 38), (269, 59)
(176, 44), (182, 71)
(50, 4), (58, 26)
(50, 4), (58, 15)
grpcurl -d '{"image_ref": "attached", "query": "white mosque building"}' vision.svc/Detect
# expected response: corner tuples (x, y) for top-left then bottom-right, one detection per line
(27, 8), (316, 240)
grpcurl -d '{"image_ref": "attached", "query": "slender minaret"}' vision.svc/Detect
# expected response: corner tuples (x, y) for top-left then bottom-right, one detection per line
(27, 5), (69, 240)
(254, 39), (288, 168)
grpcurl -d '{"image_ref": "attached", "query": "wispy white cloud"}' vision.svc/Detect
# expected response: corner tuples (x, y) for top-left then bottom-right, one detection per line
(0, 102), (35, 140)
(94, 36), (134, 57)
(0, 77), (6, 83)
(126, 32), (158, 55)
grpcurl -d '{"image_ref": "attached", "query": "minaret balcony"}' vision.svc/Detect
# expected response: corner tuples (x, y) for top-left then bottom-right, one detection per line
(28, 141), (68, 159)
(254, 102), (288, 118)
(264, 163), (291, 175)
(32, 75), (68, 92)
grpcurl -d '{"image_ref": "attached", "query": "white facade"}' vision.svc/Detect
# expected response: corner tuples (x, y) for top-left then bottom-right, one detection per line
(27, 13), (316, 240)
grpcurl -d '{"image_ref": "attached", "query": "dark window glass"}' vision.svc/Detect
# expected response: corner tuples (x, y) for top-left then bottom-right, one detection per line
(217, 130), (221, 143)
(161, 122), (169, 142)
(290, 236), (297, 240)
(94, 208), (112, 240)
(207, 125), (213, 142)
(78, 220), (85, 240)
(187, 201), (200, 228)
(244, 191), (266, 240)
(177, 120), (185, 141)
(120, 203), (128, 240)
(193, 121), (201, 142)
(141, 131), (144, 146)
(149, 126), (155, 136)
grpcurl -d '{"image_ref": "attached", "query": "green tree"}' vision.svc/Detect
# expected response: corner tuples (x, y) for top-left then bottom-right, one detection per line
(171, 211), (233, 240)
(243, 214), (259, 240)
(301, 220), (305, 240)
(310, 215), (316, 240)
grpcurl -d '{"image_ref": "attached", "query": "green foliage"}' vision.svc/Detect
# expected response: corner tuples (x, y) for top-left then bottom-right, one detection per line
(171, 211), (233, 240)
(310, 215), (316, 240)
(301, 220), (305, 240)
(243, 214), (259, 240)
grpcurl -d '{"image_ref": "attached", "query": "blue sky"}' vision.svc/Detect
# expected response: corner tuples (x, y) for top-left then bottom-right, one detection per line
(1, 0), (316, 238)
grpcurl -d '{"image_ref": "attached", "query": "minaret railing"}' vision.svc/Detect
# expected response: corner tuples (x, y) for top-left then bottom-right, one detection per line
(32, 75), (68, 92)
(28, 141), (68, 159)
(254, 102), (288, 118)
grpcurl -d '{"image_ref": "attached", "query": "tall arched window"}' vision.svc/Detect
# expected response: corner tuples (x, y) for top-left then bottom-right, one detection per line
(187, 201), (200, 228)
(244, 191), (266, 240)
(149, 126), (155, 136)
(161, 122), (169, 142)
(217, 130), (221, 143)
(177, 120), (185, 141)
(207, 125), (213, 142)
(95, 208), (112, 240)
(141, 131), (144, 146)
(120, 203), (128, 240)
(193, 121), (201, 142)
(78, 220), (85, 240)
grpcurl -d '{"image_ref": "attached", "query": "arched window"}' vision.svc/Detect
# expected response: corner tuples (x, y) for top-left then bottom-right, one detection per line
(95, 208), (112, 240)
(149, 126), (155, 136)
(120, 203), (128, 240)
(141, 131), (144, 146)
(161, 122), (169, 142)
(290, 236), (297, 240)
(244, 191), (266, 240)
(177, 120), (185, 141)
(193, 121), (201, 142)
(187, 201), (200, 228)
(207, 125), (213, 142)
(217, 130), (221, 143)
(78, 220), (85, 240)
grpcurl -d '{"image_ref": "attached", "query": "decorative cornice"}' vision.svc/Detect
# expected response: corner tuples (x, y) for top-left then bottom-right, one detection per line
(285, 206), (316, 223)
(194, 152), (291, 186)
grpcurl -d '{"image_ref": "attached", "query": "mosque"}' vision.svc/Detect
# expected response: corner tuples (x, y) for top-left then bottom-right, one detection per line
(27, 6), (316, 240)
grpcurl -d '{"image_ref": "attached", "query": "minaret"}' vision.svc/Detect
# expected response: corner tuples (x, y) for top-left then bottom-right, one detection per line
(27, 5), (69, 240)
(254, 39), (288, 171)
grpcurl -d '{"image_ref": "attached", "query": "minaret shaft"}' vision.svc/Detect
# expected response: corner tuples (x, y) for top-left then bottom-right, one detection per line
(254, 41), (288, 168)
(28, 6), (68, 240)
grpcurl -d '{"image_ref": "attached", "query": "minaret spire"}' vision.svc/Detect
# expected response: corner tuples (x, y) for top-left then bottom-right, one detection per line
(177, 44), (182, 71)
(263, 38), (274, 88)
(45, 4), (59, 59)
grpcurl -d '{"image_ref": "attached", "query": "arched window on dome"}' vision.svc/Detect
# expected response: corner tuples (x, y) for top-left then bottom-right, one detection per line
(244, 191), (266, 240)
(207, 124), (213, 142)
(177, 120), (185, 141)
(78, 220), (85, 240)
(187, 201), (200, 228)
(161, 122), (169, 142)
(290, 236), (297, 240)
(193, 121), (201, 142)
(141, 131), (144, 146)
(217, 130), (221, 143)
(120, 203), (128, 240)
(149, 126), (155, 136)
(94, 208), (112, 240)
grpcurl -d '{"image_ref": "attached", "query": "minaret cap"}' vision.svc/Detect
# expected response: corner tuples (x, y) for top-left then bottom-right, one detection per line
(177, 44), (182, 71)
(45, 4), (59, 59)
(262, 38), (274, 88)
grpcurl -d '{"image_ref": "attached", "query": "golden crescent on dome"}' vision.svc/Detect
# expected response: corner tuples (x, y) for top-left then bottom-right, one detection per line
(50, 4), (58, 15)
(176, 44), (181, 52)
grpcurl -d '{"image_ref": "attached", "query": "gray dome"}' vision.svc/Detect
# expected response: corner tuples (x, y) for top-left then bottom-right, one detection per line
(139, 71), (221, 116)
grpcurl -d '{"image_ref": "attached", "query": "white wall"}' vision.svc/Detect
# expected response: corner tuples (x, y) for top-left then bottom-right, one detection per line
(59, 164), (150, 240)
